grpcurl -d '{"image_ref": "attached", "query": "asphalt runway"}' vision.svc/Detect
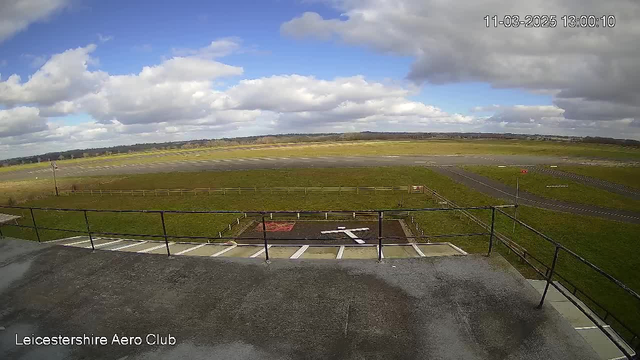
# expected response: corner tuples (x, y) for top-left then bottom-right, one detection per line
(431, 166), (640, 224)
(0, 154), (597, 182)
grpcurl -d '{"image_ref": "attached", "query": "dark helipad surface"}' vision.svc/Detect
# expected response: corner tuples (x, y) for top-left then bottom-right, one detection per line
(0, 237), (598, 360)
(237, 220), (407, 244)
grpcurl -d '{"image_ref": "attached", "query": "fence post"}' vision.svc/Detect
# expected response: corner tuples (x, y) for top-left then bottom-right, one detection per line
(83, 210), (95, 251)
(30, 208), (41, 243)
(487, 207), (496, 256)
(537, 246), (561, 309)
(0, 222), (4, 238)
(378, 211), (383, 261)
(262, 214), (270, 262)
(160, 212), (171, 257)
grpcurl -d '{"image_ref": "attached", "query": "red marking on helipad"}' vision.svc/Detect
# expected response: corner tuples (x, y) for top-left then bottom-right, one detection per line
(256, 222), (295, 232)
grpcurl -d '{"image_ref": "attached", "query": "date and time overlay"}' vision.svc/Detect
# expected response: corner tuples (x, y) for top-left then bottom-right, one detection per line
(484, 15), (616, 28)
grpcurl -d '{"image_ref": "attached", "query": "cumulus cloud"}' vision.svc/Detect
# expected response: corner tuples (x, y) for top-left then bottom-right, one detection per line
(0, 44), (107, 106)
(282, 0), (640, 123)
(172, 37), (242, 59)
(0, 0), (70, 43)
(0, 107), (48, 137)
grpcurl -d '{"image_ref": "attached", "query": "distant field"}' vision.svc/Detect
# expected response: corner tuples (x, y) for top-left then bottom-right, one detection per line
(463, 165), (640, 212)
(561, 165), (640, 190)
(2, 139), (640, 174)
(1, 166), (639, 339)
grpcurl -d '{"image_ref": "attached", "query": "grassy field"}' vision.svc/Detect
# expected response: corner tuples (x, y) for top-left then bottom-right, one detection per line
(463, 165), (640, 212)
(3, 139), (640, 174)
(561, 165), (640, 190)
(1, 166), (639, 340)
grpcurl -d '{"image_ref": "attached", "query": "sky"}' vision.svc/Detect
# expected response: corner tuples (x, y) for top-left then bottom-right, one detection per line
(0, 0), (639, 159)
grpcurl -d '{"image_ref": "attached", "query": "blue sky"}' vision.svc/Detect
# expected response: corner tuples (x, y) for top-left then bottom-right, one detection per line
(0, 0), (638, 158)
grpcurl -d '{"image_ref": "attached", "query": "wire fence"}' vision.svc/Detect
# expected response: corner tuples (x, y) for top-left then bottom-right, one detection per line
(60, 185), (422, 196)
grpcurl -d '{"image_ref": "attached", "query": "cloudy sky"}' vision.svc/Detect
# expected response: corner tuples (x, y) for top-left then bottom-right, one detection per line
(1, 0), (639, 159)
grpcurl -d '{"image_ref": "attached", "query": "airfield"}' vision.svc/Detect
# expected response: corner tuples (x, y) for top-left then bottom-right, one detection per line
(1, 139), (639, 359)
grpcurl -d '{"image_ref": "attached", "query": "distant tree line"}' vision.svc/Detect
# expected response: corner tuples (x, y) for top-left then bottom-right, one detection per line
(1, 132), (638, 167)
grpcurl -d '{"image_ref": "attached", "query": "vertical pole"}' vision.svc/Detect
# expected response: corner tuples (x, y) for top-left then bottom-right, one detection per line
(160, 212), (170, 257)
(512, 177), (519, 234)
(84, 210), (94, 251)
(487, 207), (496, 256)
(262, 214), (269, 261)
(52, 163), (59, 196)
(537, 246), (561, 309)
(0, 223), (4, 238)
(378, 211), (383, 261)
(30, 208), (41, 242)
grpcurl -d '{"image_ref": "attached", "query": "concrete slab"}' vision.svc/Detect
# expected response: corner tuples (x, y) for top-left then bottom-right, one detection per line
(118, 241), (162, 252)
(266, 246), (300, 259)
(418, 243), (463, 257)
(382, 245), (420, 258)
(219, 245), (265, 258)
(578, 328), (630, 360)
(550, 301), (596, 328)
(341, 246), (378, 259)
(187, 244), (227, 256)
(0, 238), (599, 360)
(146, 242), (200, 255)
(300, 246), (338, 259)
(101, 239), (144, 250)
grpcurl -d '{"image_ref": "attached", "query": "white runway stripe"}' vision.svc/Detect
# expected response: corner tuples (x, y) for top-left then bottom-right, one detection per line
(112, 241), (147, 251)
(250, 245), (271, 258)
(175, 243), (207, 255)
(86, 239), (123, 249)
(290, 245), (309, 259)
(138, 243), (173, 253)
(211, 245), (237, 257)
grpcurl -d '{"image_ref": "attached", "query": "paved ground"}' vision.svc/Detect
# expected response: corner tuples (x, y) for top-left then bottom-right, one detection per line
(0, 154), (604, 182)
(0, 237), (599, 360)
(431, 166), (640, 224)
(238, 220), (407, 245)
(531, 167), (640, 201)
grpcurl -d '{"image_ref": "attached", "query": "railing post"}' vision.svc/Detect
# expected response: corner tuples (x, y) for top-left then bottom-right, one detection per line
(160, 211), (170, 257)
(30, 208), (41, 242)
(537, 246), (561, 309)
(487, 207), (496, 256)
(0, 222), (4, 238)
(83, 210), (94, 251)
(378, 211), (383, 261)
(262, 214), (270, 262)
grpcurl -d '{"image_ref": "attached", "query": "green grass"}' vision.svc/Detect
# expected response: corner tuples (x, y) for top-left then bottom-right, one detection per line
(2, 166), (639, 341)
(560, 165), (640, 190)
(3, 139), (640, 174)
(463, 165), (640, 212)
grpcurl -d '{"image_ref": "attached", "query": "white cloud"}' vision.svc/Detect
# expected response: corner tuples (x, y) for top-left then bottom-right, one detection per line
(172, 37), (242, 59)
(0, 45), (107, 106)
(282, 0), (640, 124)
(97, 33), (114, 43)
(0, 0), (70, 43)
(0, 107), (48, 137)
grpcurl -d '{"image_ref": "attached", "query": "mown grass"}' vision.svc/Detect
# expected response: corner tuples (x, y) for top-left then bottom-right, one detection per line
(2, 166), (639, 340)
(3, 139), (640, 174)
(561, 165), (640, 190)
(463, 165), (640, 212)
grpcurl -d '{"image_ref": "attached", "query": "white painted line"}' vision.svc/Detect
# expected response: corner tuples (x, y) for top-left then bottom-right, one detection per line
(574, 325), (610, 330)
(87, 239), (123, 249)
(497, 165), (506, 168)
(412, 243), (426, 257)
(447, 243), (468, 255)
(64, 239), (91, 246)
(337, 246), (345, 259)
(112, 241), (147, 251)
(211, 245), (237, 257)
(175, 243), (207, 255)
(250, 245), (271, 258)
(290, 245), (309, 259)
(138, 243), (173, 253)
(49, 235), (84, 243)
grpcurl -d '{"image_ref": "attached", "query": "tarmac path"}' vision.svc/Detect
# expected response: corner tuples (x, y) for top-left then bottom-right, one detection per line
(0, 154), (609, 182)
(431, 166), (640, 224)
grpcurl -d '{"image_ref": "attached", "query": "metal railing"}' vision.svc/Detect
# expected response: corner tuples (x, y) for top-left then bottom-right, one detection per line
(0, 202), (637, 358)
(60, 185), (417, 196)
